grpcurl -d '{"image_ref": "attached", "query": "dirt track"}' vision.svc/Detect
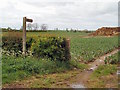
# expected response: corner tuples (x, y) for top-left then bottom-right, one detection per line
(68, 48), (119, 88)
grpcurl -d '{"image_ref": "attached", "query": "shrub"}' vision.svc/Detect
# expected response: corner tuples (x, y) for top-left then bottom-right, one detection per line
(2, 36), (22, 53)
(2, 34), (71, 61)
(2, 32), (23, 54)
(2, 36), (34, 56)
(31, 37), (71, 61)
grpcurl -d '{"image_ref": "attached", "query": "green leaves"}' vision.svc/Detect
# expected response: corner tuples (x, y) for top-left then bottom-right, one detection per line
(31, 36), (70, 61)
(2, 34), (71, 61)
(104, 51), (119, 64)
(2, 55), (72, 84)
(2, 36), (34, 56)
(71, 36), (118, 63)
(92, 65), (117, 78)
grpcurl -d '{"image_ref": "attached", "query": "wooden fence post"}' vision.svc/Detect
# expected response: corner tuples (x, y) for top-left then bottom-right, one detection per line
(66, 38), (71, 60)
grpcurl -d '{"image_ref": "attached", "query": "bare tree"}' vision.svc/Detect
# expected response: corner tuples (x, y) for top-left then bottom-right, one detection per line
(7, 27), (12, 31)
(32, 23), (39, 30)
(66, 28), (69, 32)
(27, 23), (32, 30)
(56, 28), (59, 30)
(70, 28), (73, 32)
(41, 24), (48, 30)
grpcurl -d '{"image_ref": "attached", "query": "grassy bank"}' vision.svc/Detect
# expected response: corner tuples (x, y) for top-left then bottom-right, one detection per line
(87, 65), (117, 88)
(2, 55), (87, 84)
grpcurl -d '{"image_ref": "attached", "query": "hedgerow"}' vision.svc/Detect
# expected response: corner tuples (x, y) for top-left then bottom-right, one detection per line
(2, 35), (71, 61)
(31, 36), (70, 61)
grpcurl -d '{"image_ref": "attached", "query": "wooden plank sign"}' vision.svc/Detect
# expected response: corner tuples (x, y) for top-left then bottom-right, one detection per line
(26, 18), (33, 22)
(23, 17), (33, 56)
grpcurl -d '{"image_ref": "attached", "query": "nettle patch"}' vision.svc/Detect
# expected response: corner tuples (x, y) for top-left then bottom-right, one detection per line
(2, 35), (70, 61)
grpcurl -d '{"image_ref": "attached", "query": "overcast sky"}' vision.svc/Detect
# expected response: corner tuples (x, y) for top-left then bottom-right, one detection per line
(0, 0), (119, 30)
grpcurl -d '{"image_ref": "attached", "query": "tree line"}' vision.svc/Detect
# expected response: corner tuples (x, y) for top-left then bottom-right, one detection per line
(21, 23), (48, 31)
(1, 23), (48, 32)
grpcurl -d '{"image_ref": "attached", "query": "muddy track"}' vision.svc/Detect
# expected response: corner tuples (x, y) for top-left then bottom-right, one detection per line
(68, 48), (119, 88)
(3, 49), (119, 88)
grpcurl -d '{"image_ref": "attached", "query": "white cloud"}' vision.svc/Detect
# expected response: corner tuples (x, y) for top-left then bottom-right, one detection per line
(0, 0), (118, 30)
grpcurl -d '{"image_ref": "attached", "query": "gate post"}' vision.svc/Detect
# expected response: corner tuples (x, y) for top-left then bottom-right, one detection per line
(66, 38), (71, 60)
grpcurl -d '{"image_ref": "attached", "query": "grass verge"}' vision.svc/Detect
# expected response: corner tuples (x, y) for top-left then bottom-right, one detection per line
(87, 65), (118, 88)
(2, 55), (87, 85)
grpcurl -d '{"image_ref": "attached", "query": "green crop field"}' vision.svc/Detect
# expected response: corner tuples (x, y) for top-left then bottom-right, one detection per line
(104, 50), (119, 64)
(71, 36), (119, 62)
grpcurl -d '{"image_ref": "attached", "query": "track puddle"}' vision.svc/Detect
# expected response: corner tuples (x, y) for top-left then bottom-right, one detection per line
(71, 84), (85, 88)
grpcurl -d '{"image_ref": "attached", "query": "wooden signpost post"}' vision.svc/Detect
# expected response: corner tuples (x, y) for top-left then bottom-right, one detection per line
(23, 17), (33, 56)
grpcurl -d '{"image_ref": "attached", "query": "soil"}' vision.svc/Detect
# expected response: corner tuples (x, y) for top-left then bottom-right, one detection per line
(90, 27), (120, 36)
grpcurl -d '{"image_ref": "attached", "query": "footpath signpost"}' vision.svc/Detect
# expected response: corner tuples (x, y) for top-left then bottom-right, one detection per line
(23, 17), (33, 56)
